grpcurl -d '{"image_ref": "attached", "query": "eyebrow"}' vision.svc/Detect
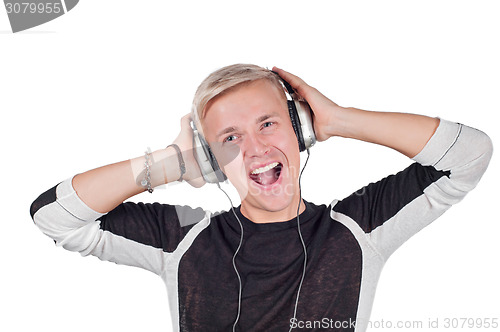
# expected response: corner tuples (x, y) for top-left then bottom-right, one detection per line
(216, 126), (238, 139)
(256, 112), (279, 124)
(215, 112), (281, 139)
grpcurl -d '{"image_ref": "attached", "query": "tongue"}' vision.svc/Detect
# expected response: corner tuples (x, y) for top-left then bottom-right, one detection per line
(251, 167), (280, 186)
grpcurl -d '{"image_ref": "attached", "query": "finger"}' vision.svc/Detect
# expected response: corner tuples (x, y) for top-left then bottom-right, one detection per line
(272, 66), (310, 96)
(180, 113), (192, 128)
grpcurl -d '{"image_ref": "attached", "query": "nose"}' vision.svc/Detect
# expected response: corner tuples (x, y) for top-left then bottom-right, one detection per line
(244, 132), (270, 158)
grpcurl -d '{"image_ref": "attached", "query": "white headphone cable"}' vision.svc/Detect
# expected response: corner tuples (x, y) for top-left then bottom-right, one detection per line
(289, 148), (310, 331)
(216, 182), (244, 332)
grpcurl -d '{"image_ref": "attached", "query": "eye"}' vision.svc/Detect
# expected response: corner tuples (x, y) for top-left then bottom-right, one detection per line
(262, 121), (274, 129)
(223, 134), (238, 143)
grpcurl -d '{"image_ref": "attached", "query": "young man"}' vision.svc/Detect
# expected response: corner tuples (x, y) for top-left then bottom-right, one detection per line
(30, 64), (493, 331)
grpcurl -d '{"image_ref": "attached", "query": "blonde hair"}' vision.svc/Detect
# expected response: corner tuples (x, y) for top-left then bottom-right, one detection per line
(192, 64), (286, 121)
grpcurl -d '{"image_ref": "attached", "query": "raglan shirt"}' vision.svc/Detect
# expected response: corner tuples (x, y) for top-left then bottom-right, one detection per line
(30, 119), (493, 332)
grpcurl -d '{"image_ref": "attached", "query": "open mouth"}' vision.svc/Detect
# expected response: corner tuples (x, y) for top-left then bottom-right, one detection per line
(249, 162), (283, 186)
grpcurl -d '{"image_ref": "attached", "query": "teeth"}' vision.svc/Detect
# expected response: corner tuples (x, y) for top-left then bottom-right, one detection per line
(251, 162), (279, 175)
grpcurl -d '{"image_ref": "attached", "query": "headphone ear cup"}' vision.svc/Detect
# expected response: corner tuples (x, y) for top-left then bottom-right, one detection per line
(191, 121), (227, 183)
(288, 100), (306, 152)
(206, 145), (227, 183)
(294, 100), (317, 150)
(274, 71), (315, 152)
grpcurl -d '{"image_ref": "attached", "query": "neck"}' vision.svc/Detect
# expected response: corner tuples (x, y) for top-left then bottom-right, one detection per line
(240, 198), (306, 223)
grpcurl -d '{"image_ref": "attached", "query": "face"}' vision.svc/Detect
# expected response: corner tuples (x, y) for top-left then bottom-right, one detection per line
(202, 79), (302, 221)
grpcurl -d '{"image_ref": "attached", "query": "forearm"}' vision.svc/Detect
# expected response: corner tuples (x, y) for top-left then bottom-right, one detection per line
(330, 107), (440, 158)
(72, 146), (181, 214)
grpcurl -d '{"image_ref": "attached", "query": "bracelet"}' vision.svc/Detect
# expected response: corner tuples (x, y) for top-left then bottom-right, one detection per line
(167, 144), (186, 182)
(140, 148), (154, 193)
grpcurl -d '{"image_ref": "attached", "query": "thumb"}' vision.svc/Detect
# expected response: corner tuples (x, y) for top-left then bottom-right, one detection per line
(272, 66), (311, 98)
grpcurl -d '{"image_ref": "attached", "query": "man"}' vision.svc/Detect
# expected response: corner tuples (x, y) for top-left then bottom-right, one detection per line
(30, 64), (493, 331)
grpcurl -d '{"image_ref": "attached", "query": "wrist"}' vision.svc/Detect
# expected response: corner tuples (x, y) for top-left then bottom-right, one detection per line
(166, 144), (186, 182)
(322, 105), (351, 140)
(162, 146), (183, 183)
(145, 147), (181, 187)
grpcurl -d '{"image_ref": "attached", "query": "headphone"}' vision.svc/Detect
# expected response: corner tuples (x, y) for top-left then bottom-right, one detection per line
(190, 71), (317, 183)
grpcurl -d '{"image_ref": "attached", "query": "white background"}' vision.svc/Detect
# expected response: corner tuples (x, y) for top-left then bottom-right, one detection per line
(1, 1), (499, 331)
